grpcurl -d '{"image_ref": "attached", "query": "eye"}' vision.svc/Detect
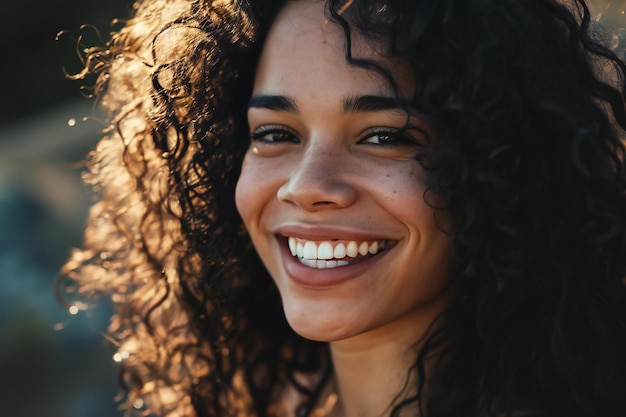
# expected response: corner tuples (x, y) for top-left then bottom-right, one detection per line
(359, 127), (423, 148)
(250, 124), (300, 144)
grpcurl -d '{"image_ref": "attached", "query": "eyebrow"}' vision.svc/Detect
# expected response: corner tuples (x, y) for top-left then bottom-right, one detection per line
(248, 95), (298, 112)
(248, 94), (410, 114)
(342, 95), (410, 113)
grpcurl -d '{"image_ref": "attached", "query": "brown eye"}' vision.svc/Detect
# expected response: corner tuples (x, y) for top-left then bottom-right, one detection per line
(359, 128), (418, 148)
(250, 125), (300, 144)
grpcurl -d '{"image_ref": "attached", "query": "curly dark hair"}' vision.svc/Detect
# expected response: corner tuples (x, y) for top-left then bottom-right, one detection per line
(60, 0), (626, 416)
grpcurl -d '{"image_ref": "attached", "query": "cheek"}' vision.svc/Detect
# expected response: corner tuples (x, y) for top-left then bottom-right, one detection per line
(235, 156), (257, 225)
(235, 155), (281, 230)
(235, 156), (286, 282)
(377, 164), (450, 257)
(375, 164), (430, 215)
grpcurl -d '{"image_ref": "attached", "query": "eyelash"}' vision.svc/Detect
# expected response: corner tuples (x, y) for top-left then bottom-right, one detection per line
(249, 125), (425, 148)
(250, 125), (299, 144)
(359, 127), (421, 148)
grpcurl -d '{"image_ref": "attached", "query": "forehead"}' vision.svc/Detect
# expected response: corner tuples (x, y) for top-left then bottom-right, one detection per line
(253, 0), (415, 100)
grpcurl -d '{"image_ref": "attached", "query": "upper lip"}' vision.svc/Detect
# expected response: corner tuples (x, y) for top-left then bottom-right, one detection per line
(274, 223), (397, 242)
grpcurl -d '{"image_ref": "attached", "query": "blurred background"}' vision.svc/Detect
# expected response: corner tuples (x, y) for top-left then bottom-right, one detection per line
(0, 1), (131, 417)
(0, 1), (625, 417)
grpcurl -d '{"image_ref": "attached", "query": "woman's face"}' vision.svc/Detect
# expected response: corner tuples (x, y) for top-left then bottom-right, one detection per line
(236, 1), (453, 344)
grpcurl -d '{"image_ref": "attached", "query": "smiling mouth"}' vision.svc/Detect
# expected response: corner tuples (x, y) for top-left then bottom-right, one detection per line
(285, 237), (389, 269)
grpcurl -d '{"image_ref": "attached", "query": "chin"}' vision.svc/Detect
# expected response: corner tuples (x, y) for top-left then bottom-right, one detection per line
(280, 298), (359, 342)
(287, 321), (345, 342)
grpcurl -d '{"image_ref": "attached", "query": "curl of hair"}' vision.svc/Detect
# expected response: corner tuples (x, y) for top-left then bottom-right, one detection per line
(61, 0), (626, 416)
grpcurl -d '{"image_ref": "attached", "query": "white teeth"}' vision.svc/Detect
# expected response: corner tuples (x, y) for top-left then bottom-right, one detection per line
(288, 238), (297, 256)
(368, 241), (378, 254)
(346, 241), (358, 257)
(298, 257), (364, 269)
(301, 259), (317, 268)
(317, 242), (334, 260)
(287, 237), (388, 269)
(303, 241), (317, 259)
(333, 244), (346, 259)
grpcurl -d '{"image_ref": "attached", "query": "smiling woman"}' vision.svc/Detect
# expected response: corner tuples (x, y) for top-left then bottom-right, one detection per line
(60, 0), (626, 417)
(236, 2), (452, 351)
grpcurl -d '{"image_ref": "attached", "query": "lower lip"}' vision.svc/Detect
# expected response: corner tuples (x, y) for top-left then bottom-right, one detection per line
(279, 238), (391, 288)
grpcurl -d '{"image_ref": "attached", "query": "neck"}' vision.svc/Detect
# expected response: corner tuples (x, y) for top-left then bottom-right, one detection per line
(326, 310), (438, 417)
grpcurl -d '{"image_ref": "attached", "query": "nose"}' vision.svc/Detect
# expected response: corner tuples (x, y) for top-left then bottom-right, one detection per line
(277, 146), (357, 211)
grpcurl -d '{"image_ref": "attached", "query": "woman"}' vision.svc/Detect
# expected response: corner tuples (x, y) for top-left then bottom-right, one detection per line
(60, 0), (626, 416)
